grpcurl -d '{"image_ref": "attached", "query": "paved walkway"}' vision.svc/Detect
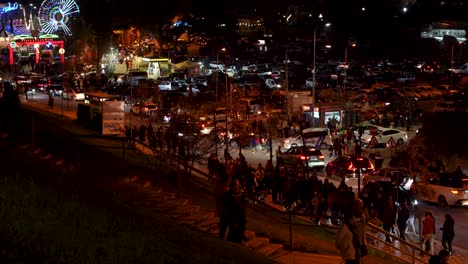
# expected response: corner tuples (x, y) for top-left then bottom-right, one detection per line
(18, 95), (468, 264)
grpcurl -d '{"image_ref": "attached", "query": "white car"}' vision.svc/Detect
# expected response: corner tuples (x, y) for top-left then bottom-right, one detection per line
(158, 81), (172, 91)
(282, 127), (332, 150)
(361, 127), (408, 147)
(396, 73), (416, 83)
(410, 172), (468, 207)
(62, 88), (85, 101)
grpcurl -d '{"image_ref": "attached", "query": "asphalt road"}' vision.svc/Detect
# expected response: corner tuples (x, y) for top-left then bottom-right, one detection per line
(21, 92), (468, 251)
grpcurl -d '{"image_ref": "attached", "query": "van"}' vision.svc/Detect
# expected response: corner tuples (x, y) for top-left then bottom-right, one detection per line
(40, 50), (53, 64)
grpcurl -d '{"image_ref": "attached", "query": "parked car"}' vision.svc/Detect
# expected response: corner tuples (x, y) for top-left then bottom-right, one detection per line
(281, 145), (325, 169)
(410, 171), (468, 207)
(282, 127), (332, 150)
(124, 70), (148, 85)
(131, 102), (158, 116)
(396, 73), (416, 84)
(360, 127), (408, 148)
(47, 76), (63, 96)
(325, 155), (375, 179)
(29, 73), (48, 92)
(13, 75), (32, 86)
(414, 86), (433, 100)
(432, 101), (456, 112)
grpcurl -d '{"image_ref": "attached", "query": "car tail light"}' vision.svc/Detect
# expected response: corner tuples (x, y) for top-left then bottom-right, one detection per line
(348, 163), (355, 170)
(319, 155), (324, 159)
(450, 189), (459, 195)
(368, 162), (374, 170)
(300, 156), (309, 160)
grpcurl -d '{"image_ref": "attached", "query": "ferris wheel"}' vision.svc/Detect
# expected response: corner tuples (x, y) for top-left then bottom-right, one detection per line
(38, 0), (80, 36)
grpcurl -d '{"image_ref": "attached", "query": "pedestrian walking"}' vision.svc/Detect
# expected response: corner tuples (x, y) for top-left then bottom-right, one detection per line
(381, 196), (397, 243)
(208, 153), (219, 181)
(440, 213), (455, 255)
(396, 203), (410, 240)
(48, 93), (54, 108)
(349, 199), (368, 264)
(336, 216), (358, 264)
(225, 179), (247, 243)
(421, 212), (436, 255)
(216, 180), (230, 240)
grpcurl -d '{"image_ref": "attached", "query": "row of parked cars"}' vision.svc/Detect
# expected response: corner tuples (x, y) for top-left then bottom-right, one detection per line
(12, 72), (85, 100)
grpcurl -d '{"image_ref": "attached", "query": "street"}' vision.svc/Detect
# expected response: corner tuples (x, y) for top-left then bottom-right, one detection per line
(20, 92), (468, 251)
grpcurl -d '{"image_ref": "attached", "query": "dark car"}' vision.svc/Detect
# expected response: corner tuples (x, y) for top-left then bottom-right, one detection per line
(361, 180), (414, 209)
(47, 76), (63, 96)
(363, 168), (411, 187)
(281, 145), (325, 169)
(325, 155), (374, 180)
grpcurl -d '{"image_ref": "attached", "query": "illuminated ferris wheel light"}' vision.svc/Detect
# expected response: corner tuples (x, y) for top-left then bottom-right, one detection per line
(38, 0), (80, 36)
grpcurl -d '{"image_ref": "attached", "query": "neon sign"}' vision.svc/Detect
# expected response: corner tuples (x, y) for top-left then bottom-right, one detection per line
(1, 2), (19, 13)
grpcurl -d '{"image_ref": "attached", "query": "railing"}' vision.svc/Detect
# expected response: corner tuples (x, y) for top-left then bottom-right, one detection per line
(164, 145), (431, 264)
(21, 106), (430, 264)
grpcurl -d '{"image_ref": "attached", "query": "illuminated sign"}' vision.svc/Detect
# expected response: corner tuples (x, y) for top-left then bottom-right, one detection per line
(1, 2), (19, 13)
(15, 38), (56, 43)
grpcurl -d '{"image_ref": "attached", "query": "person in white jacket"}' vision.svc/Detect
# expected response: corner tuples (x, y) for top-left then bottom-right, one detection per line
(336, 217), (357, 264)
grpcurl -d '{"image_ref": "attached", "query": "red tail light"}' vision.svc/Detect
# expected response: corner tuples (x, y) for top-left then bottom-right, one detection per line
(319, 155), (324, 159)
(368, 162), (374, 170)
(300, 156), (309, 160)
(348, 163), (355, 170)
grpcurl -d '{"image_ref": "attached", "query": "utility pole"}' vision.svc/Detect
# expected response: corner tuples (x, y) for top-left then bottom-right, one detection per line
(451, 44), (454, 89)
(225, 68), (229, 163)
(285, 50), (290, 121)
(311, 27), (316, 128)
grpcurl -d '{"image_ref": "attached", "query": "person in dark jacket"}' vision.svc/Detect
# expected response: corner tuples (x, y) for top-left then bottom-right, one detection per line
(396, 203), (410, 240)
(441, 214), (455, 254)
(381, 196), (397, 243)
(225, 179), (247, 243)
(216, 180), (230, 240)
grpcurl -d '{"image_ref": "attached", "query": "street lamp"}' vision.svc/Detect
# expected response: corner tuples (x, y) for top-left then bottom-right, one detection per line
(223, 49), (229, 163)
(215, 48), (226, 103)
(311, 27), (316, 128)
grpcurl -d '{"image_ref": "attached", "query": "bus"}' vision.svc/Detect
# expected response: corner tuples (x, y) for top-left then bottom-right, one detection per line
(77, 92), (123, 130)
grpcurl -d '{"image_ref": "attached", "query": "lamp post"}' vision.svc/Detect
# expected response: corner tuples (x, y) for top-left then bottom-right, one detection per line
(215, 48), (226, 103)
(129, 83), (133, 141)
(311, 27), (316, 128)
(216, 52), (219, 103)
(223, 49), (229, 163)
(285, 50), (290, 121)
(451, 43), (455, 89)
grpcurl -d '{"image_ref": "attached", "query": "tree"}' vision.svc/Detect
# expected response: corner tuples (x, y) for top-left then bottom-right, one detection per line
(101, 48), (120, 79)
(66, 18), (96, 58)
